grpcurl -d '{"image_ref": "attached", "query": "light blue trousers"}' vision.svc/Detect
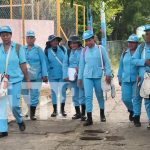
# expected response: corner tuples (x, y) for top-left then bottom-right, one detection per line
(49, 79), (67, 105)
(69, 81), (85, 106)
(83, 78), (104, 112)
(0, 81), (23, 132)
(121, 82), (136, 112)
(133, 83), (150, 122)
(22, 80), (42, 107)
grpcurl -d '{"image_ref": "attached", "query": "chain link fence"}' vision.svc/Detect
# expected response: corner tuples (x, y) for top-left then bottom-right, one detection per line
(0, 0), (83, 44)
(108, 40), (127, 68)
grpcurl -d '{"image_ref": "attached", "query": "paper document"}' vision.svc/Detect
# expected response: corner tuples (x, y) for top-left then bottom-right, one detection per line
(68, 68), (77, 81)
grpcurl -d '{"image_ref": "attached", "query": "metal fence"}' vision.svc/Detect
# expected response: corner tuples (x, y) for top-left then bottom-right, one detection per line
(0, 0), (86, 45)
(107, 40), (127, 67)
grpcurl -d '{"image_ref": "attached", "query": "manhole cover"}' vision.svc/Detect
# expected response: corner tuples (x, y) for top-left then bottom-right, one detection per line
(82, 133), (98, 136)
(84, 129), (105, 133)
(80, 136), (103, 140)
(105, 136), (125, 141)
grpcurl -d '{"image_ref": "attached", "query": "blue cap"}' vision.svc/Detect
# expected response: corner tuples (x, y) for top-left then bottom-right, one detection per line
(127, 34), (139, 42)
(0, 26), (12, 33)
(144, 24), (150, 31)
(26, 30), (35, 37)
(48, 35), (62, 42)
(82, 30), (94, 40)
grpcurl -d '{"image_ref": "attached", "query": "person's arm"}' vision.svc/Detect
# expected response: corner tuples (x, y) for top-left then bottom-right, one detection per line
(101, 46), (112, 84)
(18, 46), (30, 89)
(20, 63), (30, 81)
(132, 45), (146, 66)
(78, 48), (85, 87)
(117, 54), (123, 86)
(38, 47), (48, 82)
(63, 51), (69, 81)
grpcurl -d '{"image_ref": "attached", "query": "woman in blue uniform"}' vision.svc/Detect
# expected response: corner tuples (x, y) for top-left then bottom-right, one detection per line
(132, 24), (150, 128)
(22, 30), (48, 120)
(0, 26), (30, 138)
(78, 30), (112, 126)
(118, 34), (139, 122)
(45, 35), (67, 117)
(63, 35), (86, 121)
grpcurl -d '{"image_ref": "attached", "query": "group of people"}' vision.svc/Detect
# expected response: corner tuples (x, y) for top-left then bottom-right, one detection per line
(118, 24), (150, 129)
(0, 23), (150, 139)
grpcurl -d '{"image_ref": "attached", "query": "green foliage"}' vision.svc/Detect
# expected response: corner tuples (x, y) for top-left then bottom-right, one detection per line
(68, 0), (150, 40)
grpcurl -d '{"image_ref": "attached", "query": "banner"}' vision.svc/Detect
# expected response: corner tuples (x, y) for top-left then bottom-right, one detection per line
(100, 2), (107, 50)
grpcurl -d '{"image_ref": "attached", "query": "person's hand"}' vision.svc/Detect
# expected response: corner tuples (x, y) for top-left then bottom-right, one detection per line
(145, 60), (150, 66)
(64, 78), (69, 82)
(42, 76), (48, 83)
(3, 81), (8, 89)
(105, 76), (111, 84)
(119, 81), (122, 86)
(137, 76), (141, 82)
(75, 67), (79, 73)
(26, 81), (31, 90)
(78, 80), (83, 87)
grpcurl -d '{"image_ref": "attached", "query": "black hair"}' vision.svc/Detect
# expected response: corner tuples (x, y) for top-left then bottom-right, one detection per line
(0, 32), (12, 35)
(44, 41), (51, 56)
(68, 41), (82, 49)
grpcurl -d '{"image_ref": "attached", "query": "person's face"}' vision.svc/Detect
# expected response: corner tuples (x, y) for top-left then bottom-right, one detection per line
(70, 42), (79, 50)
(85, 37), (95, 48)
(26, 36), (35, 46)
(145, 31), (150, 43)
(0, 32), (12, 44)
(128, 42), (138, 51)
(50, 39), (59, 48)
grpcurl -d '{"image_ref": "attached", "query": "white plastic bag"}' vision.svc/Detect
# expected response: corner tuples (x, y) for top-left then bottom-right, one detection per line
(140, 72), (150, 98)
(101, 72), (111, 92)
(0, 74), (8, 98)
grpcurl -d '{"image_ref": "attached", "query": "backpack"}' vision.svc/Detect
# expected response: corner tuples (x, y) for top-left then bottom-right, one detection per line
(0, 43), (21, 57)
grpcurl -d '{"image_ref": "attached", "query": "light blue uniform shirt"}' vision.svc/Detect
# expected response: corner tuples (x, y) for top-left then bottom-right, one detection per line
(25, 45), (48, 79)
(45, 46), (66, 80)
(63, 47), (82, 79)
(0, 41), (26, 83)
(118, 49), (139, 83)
(78, 44), (112, 80)
(132, 43), (150, 79)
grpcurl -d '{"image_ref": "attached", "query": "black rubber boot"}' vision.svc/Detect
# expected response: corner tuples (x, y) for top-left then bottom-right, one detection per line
(0, 132), (8, 138)
(18, 121), (26, 131)
(147, 123), (150, 129)
(72, 106), (81, 120)
(128, 110), (134, 122)
(30, 106), (37, 120)
(51, 104), (57, 117)
(61, 103), (67, 117)
(134, 115), (141, 127)
(81, 104), (86, 121)
(100, 109), (106, 122)
(83, 112), (93, 126)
